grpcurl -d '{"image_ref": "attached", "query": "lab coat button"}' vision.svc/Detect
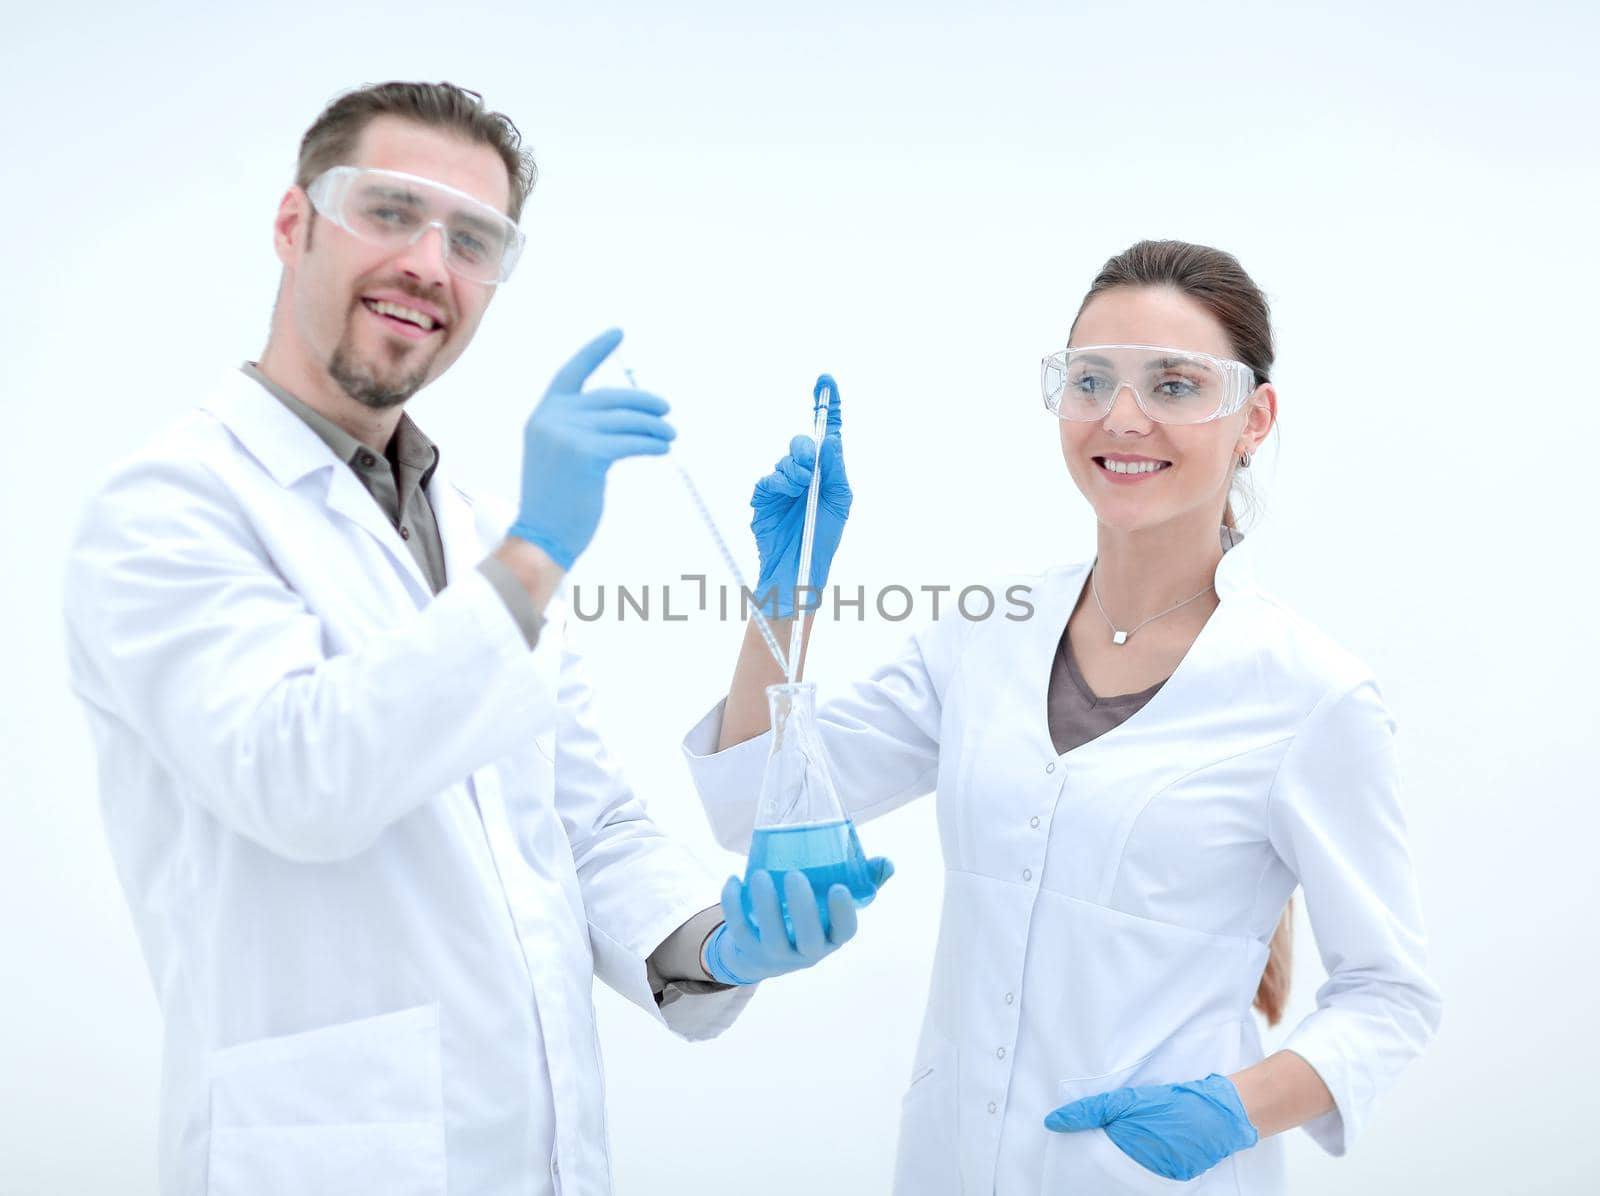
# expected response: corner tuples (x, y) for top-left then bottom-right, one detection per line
(1004, 992), (1015, 1005)
(996, 1046), (1006, 1059)
(1045, 761), (1056, 774)
(987, 1101), (998, 1114)
(1022, 868), (1032, 881)
(1029, 816), (1040, 829)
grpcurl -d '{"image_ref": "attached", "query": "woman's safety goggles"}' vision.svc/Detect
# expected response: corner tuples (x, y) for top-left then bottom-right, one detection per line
(1041, 344), (1259, 425)
(305, 165), (525, 285)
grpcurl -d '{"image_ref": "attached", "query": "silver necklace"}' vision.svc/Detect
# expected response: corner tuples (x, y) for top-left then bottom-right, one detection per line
(1090, 559), (1215, 645)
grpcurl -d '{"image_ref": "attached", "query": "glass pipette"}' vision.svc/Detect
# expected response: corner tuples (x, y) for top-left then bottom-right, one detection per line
(785, 379), (832, 684)
(619, 363), (791, 675)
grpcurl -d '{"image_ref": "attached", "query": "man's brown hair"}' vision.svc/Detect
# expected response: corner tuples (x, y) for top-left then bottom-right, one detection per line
(295, 81), (537, 221)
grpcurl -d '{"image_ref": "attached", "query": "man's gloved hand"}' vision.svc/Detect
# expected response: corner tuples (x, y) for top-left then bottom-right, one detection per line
(749, 374), (851, 617)
(1043, 1073), (1260, 1181)
(507, 328), (674, 569)
(702, 858), (893, 985)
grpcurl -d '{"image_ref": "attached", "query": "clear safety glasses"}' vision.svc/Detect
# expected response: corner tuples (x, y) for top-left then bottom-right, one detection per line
(305, 165), (526, 285)
(1041, 343), (1259, 425)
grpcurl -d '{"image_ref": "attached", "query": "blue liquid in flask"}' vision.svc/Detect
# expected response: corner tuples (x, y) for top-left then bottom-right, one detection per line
(743, 818), (876, 938)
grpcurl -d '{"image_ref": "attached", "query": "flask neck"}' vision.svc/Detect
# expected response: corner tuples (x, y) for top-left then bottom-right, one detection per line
(753, 679), (844, 831)
(765, 682), (817, 744)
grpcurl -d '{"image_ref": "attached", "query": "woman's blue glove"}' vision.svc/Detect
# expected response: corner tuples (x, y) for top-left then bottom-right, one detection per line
(1043, 1073), (1259, 1181)
(507, 328), (675, 569)
(703, 859), (893, 985)
(749, 374), (851, 617)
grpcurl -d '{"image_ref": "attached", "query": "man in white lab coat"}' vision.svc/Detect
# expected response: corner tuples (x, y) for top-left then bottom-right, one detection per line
(61, 81), (877, 1196)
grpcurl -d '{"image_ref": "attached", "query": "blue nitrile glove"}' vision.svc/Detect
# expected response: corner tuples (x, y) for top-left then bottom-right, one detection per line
(507, 328), (675, 569)
(1043, 1073), (1259, 1181)
(702, 858), (894, 985)
(749, 374), (851, 617)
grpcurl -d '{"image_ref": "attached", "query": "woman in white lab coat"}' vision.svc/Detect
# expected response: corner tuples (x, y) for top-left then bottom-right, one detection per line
(682, 240), (1442, 1193)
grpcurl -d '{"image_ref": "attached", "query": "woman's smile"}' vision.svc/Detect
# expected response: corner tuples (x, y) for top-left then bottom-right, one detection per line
(1093, 452), (1173, 483)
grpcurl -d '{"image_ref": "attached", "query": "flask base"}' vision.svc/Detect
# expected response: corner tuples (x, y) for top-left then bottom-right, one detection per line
(743, 818), (875, 938)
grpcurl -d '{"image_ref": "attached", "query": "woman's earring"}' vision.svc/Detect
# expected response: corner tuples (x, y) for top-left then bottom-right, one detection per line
(1238, 450), (1252, 468)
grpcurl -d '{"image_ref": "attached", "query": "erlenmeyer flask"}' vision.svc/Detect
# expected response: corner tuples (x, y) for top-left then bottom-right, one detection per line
(744, 681), (877, 937)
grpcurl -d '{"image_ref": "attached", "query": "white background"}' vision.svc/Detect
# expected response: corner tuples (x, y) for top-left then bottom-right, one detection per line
(4, 2), (1597, 1192)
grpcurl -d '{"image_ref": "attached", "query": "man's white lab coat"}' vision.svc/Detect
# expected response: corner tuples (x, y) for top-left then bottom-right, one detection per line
(63, 369), (750, 1195)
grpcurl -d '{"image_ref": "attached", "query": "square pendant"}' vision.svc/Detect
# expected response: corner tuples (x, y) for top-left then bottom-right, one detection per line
(1112, 630), (1128, 645)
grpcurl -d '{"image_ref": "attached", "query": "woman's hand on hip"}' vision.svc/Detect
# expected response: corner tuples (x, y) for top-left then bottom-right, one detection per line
(1044, 1072), (1260, 1181)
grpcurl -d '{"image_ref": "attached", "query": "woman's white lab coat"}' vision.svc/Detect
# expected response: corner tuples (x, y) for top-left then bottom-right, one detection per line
(682, 535), (1441, 1194)
(63, 369), (751, 1196)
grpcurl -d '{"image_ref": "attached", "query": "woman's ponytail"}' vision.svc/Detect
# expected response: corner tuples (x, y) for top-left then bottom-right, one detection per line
(1253, 899), (1294, 1026)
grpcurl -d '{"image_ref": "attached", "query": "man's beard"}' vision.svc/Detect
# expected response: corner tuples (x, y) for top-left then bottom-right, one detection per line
(326, 316), (435, 410)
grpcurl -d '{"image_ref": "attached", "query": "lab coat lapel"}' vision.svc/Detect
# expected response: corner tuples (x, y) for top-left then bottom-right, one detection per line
(321, 466), (431, 604)
(428, 464), (487, 597)
(202, 370), (430, 607)
(1026, 527), (1261, 762)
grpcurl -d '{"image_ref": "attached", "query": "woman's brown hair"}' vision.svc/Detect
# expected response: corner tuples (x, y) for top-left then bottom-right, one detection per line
(1071, 239), (1293, 1026)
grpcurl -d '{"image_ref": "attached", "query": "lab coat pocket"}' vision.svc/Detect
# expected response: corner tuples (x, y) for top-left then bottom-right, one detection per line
(206, 1003), (445, 1196)
(892, 1023), (961, 1196)
(1041, 1018), (1245, 1194)
(1077, 1127), (1201, 1193)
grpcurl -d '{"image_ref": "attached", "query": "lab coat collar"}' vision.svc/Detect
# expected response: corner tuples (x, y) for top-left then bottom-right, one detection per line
(202, 367), (351, 489)
(202, 368), (433, 604)
(1020, 523), (1259, 761)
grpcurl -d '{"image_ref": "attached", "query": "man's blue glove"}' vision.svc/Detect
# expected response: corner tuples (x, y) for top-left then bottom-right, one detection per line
(702, 858), (893, 985)
(507, 328), (675, 569)
(1043, 1073), (1259, 1181)
(750, 374), (851, 617)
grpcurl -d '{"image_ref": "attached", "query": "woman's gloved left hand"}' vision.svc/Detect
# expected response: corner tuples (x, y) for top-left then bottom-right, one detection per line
(1043, 1073), (1260, 1181)
(749, 374), (851, 618)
